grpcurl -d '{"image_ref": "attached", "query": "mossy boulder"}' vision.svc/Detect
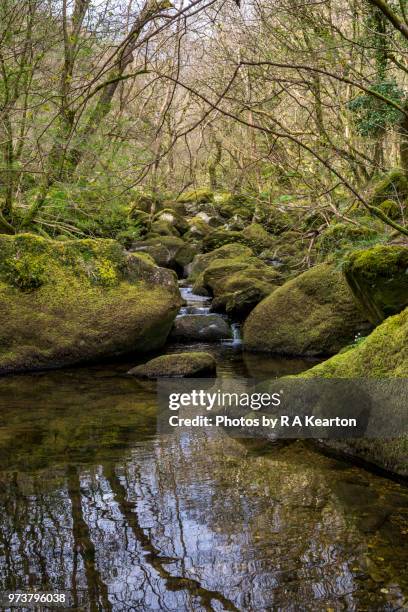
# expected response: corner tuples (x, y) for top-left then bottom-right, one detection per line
(241, 223), (276, 250)
(303, 307), (408, 378)
(128, 352), (216, 378)
(343, 245), (408, 324)
(131, 236), (191, 273)
(173, 243), (200, 270)
(154, 209), (189, 234)
(300, 308), (408, 476)
(184, 217), (212, 241)
(0, 234), (182, 374)
(150, 219), (180, 237)
(316, 222), (379, 257)
(216, 285), (275, 319)
(188, 243), (253, 282)
(177, 188), (214, 204)
(170, 314), (231, 342)
(203, 230), (249, 252)
(204, 261), (280, 297)
(244, 263), (371, 356)
(378, 199), (404, 220)
(129, 193), (162, 215)
(369, 168), (408, 206)
(203, 225), (279, 255)
(199, 258), (281, 318)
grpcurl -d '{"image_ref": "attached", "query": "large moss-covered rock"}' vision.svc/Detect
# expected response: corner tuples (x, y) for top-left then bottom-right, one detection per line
(189, 244), (280, 317)
(0, 234), (182, 374)
(131, 236), (194, 272)
(128, 352), (216, 378)
(150, 219), (180, 237)
(303, 308), (408, 378)
(202, 259), (281, 319)
(188, 243), (253, 282)
(203, 229), (249, 252)
(343, 245), (408, 324)
(244, 263), (371, 356)
(218, 285), (274, 319)
(203, 258), (280, 296)
(241, 223), (276, 250)
(203, 225), (276, 254)
(300, 308), (408, 476)
(183, 217), (212, 241)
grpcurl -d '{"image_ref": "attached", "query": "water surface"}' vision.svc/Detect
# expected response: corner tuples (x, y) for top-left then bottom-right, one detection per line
(0, 348), (407, 611)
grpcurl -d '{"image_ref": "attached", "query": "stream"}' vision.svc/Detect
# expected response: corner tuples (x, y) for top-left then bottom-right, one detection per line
(0, 286), (407, 610)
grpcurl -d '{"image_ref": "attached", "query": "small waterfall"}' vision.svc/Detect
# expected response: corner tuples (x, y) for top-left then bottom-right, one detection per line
(179, 286), (211, 303)
(221, 322), (242, 347)
(177, 284), (241, 345)
(177, 285), (212, 318)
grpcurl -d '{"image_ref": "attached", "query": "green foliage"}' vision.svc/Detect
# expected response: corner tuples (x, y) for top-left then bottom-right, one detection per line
(348, 79), (405, 137)
(316, 222), (380, 257)
(26, 182), (142, 242)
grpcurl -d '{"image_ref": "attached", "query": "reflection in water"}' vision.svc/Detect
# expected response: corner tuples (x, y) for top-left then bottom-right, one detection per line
(0, 353), (407, 611)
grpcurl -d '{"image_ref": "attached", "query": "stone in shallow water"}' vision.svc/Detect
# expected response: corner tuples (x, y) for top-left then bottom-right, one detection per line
(170, 314), (232, 342)
(128, 352), (216, 378)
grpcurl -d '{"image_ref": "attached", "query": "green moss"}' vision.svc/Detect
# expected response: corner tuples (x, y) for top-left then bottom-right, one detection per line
(184, 217), (212, 239)
(301, 308), (408, 377)
(242, 223), (276, 250)
(150, 219), (180, 237)
(243, 263), (371, 356)
(369, 168), (408, 206)
(0, 234), (182, 373)
(130, 252), (156, 266)
(93, 258), (118, 286)
(174, 243), (199, 267)
(128, 352), (216, 378)
(316, 222), (379, 257)
(343, 245), (408, 324)
(203, 229), (250, 251)
(177, 188), (214, 204)
(378, 199), (403, 220)
(188, 243), (253, 282)
(298, 307), (408, 475)
(223, 268), (280, 293)
(4, 254), (48, 291)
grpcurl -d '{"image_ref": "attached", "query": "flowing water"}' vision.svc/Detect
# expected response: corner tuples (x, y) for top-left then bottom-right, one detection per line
(0, 288), (407, 611)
